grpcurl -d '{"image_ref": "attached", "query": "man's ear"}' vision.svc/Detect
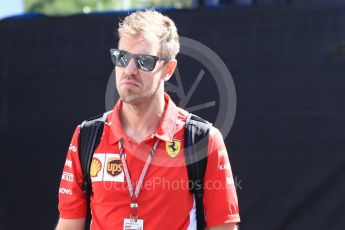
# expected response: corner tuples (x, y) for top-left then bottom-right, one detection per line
(163, 59), (177, 81)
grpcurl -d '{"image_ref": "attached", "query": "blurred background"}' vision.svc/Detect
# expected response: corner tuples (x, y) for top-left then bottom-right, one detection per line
(1, 0), (345, 229)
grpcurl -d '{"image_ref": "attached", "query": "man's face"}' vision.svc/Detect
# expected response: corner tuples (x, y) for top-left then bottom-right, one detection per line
(115, 35), (166, 104)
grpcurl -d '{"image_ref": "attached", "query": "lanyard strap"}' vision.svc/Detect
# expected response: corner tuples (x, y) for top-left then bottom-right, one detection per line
(118, 139), (160, 221)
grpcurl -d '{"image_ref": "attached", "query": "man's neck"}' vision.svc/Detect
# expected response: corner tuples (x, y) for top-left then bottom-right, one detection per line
(120, 94), (165, 143)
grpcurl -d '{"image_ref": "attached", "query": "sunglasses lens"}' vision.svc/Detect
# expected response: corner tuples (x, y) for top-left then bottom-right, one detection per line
(137, 55), (156, 71)
(111, 50), (128, 67)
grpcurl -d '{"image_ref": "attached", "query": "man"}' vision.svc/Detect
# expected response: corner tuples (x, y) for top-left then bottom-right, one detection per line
(56, 10), (240, 230)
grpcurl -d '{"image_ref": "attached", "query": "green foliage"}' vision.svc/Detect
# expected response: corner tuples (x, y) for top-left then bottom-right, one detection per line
(24, 0), (192, 15)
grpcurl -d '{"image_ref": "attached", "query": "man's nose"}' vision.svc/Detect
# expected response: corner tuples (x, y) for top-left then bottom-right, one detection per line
(124, 58), (139, 76)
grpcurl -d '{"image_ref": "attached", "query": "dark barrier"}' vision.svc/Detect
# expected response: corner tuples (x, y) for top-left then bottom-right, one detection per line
(1, 4), (345, 230)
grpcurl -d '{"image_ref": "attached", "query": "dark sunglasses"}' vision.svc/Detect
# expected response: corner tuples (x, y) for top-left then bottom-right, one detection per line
(110, 49), (170, 72)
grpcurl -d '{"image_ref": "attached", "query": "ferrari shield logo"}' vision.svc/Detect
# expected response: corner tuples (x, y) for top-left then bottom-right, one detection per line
(166, 139), (181, 158)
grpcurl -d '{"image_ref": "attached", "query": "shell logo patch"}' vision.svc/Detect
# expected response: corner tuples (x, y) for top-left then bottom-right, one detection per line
(166, 139), (181, 158)
(90, 158), (102, 177)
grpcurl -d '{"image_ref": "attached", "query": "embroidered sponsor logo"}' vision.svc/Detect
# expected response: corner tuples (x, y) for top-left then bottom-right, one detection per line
(90, 158), (102, 177)
(62, 172), (74, 182)
(59, 187), (72, 195)
(166, 139), (181, 158)
(218, 149), (227, 157)
(106, 158), (123, 177)
(65, 159), (72, 168)
(218, 163), (231, 171)
(90, 153), (124, 182)
(69, 144), (77, 153)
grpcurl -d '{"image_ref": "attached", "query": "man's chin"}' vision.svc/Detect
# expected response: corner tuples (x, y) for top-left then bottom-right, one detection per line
(119, 89), (158, 105)
(120, 94), (148, 105)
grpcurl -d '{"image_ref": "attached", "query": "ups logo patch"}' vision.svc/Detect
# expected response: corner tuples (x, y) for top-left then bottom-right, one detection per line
(106, 158), (123, 176)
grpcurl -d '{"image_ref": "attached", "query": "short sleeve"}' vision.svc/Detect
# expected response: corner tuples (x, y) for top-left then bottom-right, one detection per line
(203, 127), (240, 227)
(58, 125), (87, 219)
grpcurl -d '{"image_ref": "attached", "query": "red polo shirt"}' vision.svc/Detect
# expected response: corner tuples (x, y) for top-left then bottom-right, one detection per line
(58, 93), (240, 229)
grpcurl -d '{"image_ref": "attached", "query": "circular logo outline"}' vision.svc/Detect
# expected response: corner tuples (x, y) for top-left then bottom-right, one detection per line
(104, 36), (237, 166)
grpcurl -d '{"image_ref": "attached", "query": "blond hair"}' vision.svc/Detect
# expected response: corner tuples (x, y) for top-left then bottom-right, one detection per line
(118, 9), (180, 59)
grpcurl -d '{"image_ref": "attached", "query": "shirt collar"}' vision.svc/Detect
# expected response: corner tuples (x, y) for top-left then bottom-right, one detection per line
(109, 93), (179, 144)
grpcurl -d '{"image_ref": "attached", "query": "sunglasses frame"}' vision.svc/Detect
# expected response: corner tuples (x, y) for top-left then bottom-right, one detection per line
(110, 49), (170, 72)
